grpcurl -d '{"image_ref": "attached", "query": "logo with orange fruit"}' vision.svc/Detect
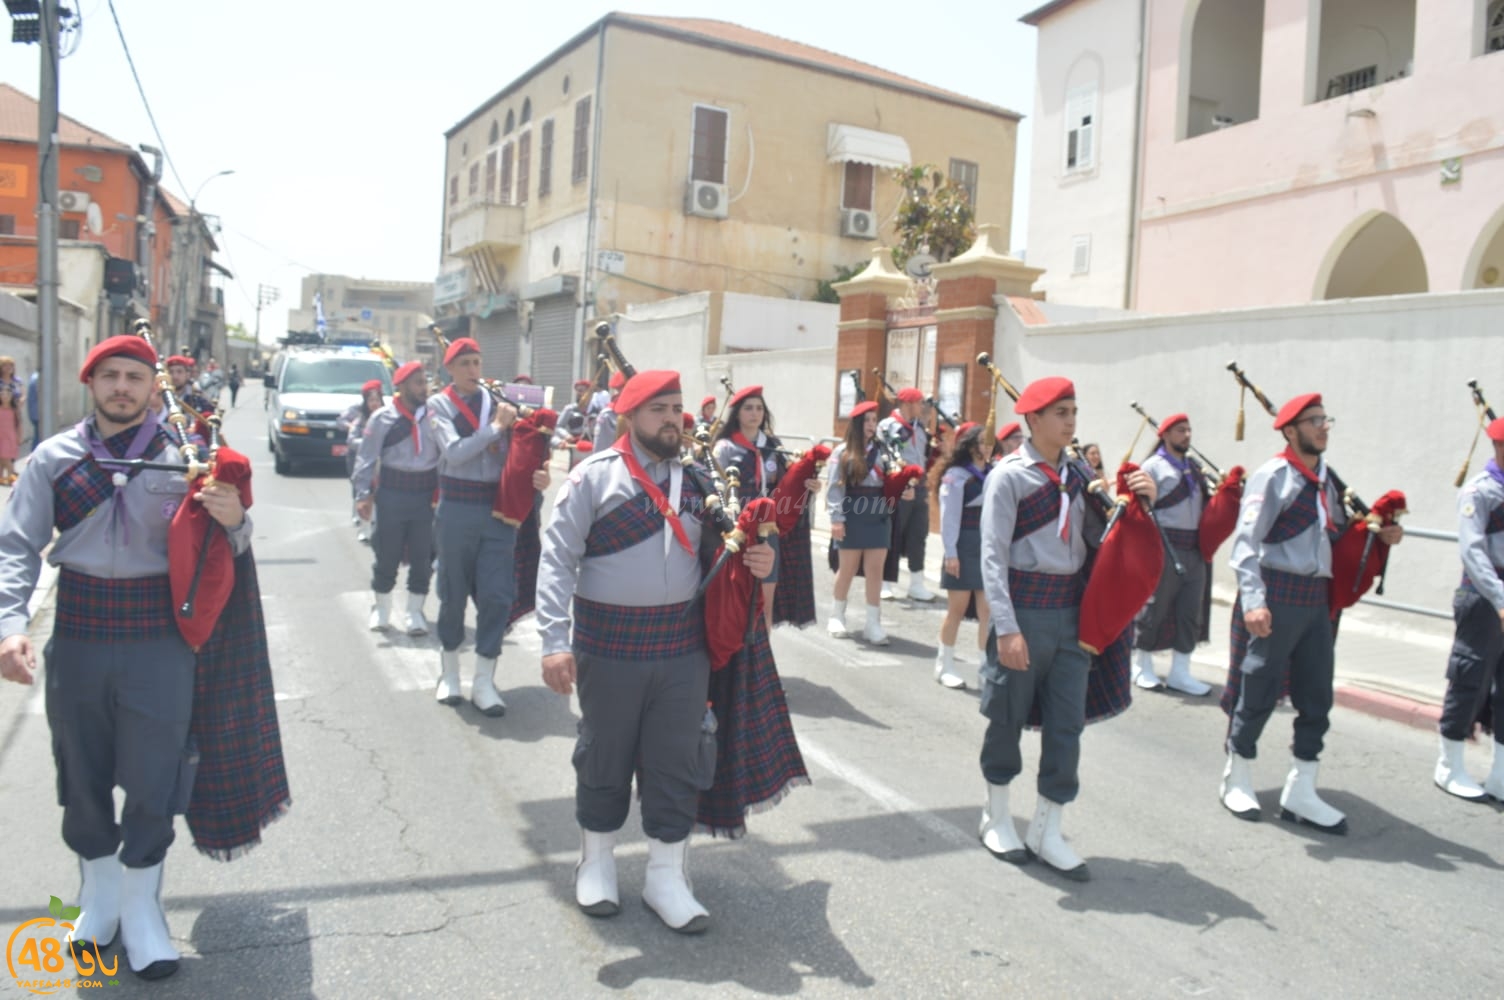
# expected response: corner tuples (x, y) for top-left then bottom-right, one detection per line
(5, 895), (119, 994)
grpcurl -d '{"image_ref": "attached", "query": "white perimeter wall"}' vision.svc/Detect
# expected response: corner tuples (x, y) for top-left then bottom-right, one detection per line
(994, 286), (1504, 627)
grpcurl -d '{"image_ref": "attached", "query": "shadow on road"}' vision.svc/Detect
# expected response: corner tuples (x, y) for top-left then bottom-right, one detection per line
(458, 685), (577, 744)
(780, 675), (892, 730)
(1049, 857), (1275, 931)
(1274, 790), (1504, 871)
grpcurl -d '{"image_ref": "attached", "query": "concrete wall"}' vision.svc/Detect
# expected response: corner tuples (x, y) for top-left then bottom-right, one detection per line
(719, 292), (837, 352)
(994, 285), (1504, 627)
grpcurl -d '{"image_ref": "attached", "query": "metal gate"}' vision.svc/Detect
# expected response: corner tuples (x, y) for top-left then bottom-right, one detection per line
(530, 295), (576, 407)
(473, 309), (521, 382)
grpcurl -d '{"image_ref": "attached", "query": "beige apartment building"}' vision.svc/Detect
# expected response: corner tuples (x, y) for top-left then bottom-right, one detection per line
(437, 13), (1019, 404)
(286, 274), (436, 365)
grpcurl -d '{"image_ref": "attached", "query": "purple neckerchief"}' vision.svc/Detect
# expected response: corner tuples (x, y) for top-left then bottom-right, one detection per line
(965, 463), (989, 483)
(1487, 459), (1504, 489)
(79, 412), (161, 546)
(1156, 445), (1191, 475)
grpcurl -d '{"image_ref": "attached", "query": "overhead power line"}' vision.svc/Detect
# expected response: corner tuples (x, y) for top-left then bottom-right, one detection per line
(105, 0), (186, 196)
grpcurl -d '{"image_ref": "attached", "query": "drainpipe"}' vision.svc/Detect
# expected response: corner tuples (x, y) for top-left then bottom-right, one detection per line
(1123, 0), (1149, 311)
(577, 17), (609, 380)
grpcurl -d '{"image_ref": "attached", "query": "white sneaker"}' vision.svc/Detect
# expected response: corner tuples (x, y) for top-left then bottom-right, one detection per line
(119, 863), (179, 980)
(1279, 759), (1347, 835)
(934, 645), (965, 689)
(368, 591), (392, 632)
(1165, 650), (1212, 696)
(404, 592), (429, 636)
(907, 575), (937, 602)
(1220, 751), (1261, 820)
(435, 649), (462, 705)
(575, 829), (620, 916)
(471, 655), (506, 717)
(863, 604), (889, 646)
(1131, 649), (1164, 690)
(827, 599), (849, 638)
(1435, 736), (1487, 801)
(1025, 799), (1089, 881)
(642, 837), (709, 933)
(880, 585), (895, 601)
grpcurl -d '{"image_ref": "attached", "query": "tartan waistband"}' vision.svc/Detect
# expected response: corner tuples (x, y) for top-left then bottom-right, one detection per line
(439, 475), (495, 505)
(960, 507), (983, 529)
(1009, 569), (1084, 609)
(379, 466), (439, 493)
(1263, 567), (1327, 607)
(1163, 526), (1199, 551)
(573, 596), (704, 660)
(55, 569), (175, 641)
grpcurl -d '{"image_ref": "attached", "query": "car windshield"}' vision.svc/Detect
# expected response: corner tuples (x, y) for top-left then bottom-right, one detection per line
(281, 358), (391, 395)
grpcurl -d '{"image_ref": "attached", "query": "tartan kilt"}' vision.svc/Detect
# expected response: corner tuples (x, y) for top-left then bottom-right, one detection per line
(187, 550), (291, 860)
(697, 620), (809, 838)
(773, 510), (816, 626)
(507, 503), (541, 629)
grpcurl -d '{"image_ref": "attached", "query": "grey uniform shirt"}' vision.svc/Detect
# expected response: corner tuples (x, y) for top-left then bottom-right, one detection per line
(825, 442), (885, 525)
(981, 440), (1088, 637)
(1143, 450), (1204, 531)
(351, 402), (442, 499)
(0, 420), (254, 641)
(428, 388), (509, 483)
(536, 441), (706, 657)
(592, 407), (619, 451)
(939, 465), (985, 559)
(878, 414), (928, 470)
(1230, 454), (1348, 613)
(1458, 470), (1504, 611)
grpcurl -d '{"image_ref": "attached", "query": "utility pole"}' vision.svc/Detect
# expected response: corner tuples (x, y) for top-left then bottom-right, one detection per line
(254, 283), (279, 348)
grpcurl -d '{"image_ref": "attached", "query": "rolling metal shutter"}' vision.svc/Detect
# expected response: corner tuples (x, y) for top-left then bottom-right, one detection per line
(530, 295), (576, 408)
(473, 309), (521, 382)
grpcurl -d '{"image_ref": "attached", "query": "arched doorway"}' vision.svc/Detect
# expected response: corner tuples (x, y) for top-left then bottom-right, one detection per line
(1316, 212), (1428, 300)
(1466, 205), (1504, 289)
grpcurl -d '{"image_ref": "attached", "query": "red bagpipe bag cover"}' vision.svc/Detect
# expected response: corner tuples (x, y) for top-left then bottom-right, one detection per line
(1079, 463), (1165, 655)
(495, 408), (558, 525)
(769, 444), (831, 533)
(1197, 465), (1246, 562)
(1328, 489), (1407, 618)
(169, 447), (254, 651)
(705, 498), (778, 671)
(882, 463), (925, 502)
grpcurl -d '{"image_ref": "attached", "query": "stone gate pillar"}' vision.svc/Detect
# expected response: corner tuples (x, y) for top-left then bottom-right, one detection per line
(831, 246), (912, 435)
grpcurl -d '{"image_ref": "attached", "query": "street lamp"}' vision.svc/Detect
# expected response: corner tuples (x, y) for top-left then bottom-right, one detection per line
(191, 168), (235, 207)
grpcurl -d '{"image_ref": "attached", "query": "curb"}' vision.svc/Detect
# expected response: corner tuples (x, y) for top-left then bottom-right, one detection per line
(1334, 684), (1441, 734)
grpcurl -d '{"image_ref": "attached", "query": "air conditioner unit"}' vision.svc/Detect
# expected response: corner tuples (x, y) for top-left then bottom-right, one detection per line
(841, 208), (876, 239)
(686, 180), (728, 220)
(58, 190), (91, 214)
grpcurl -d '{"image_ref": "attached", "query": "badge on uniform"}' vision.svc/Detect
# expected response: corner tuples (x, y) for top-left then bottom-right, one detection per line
(1462, 502), (1476, 517)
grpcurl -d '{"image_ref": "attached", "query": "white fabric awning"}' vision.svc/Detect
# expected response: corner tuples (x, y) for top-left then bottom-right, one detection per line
(826, 124), (911, 169)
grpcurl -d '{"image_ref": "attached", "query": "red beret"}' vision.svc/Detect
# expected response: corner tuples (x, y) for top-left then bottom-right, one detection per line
(165, 354), (194, 369)
(1487, 417), (1504, 443)
(609, 370), (627, 390)
(956, 421), (977, 438)
(614, 369), (682, 414)
(682, 412), (696, 430)
(512, 374), (533, 384)
(848, 400), (878, 420)
(1157, 412), (1189, 436)
(729, 385), (763, 410)
(392, 361), (424, 387)
(700, 394), (717, 408)
(996, 421), (1022, 442)
(896, 387), (923, 404)
(443, 337), (481, 365)
(360, 379), (384, 395)
(573, 379), (592, 389)
(1274, 393), (1322, 430)
(1013, 376), (1074, 415)
(80, 335), (158, 382)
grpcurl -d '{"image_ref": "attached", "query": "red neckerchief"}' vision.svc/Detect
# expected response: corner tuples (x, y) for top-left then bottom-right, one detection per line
(444, 385), (481, 431)
(1032, 456), (1072, 540)
(1281, 446), (1331, 528)
(731, 430), (764, 493)
(612, 438), (693, 554)
(393, 397), (424, 455)
(889, 413), (912, 432)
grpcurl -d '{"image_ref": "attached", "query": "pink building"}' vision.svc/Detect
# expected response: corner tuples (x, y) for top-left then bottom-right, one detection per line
(1023, 0), (1504, 312)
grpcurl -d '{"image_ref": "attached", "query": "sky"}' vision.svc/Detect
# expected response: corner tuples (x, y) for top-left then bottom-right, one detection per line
(3, 0), (1043, 346)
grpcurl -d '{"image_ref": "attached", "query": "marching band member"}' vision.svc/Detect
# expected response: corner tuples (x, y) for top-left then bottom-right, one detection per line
(553, 379), (595, 470)
(993, 421), (1023, 462)
(428, 338), (525, 716)
(695, 393), (718, 430)
(537, 369), (775, 932)
(1130, 413), (1213, 695)
(352, 361), (439, 637)
(935, 423), (990, 690)
(827, 401), (913, 644)
(878, 387), (938, 602)
(591, 371), (627, 450)
(164, 354), (215, 433)
(1434, 417), (1504, 801)
(1219, 393), (1402, 832)
(0, 336), (287, 979)
(340, 379), (385, 542)
(977, 377), (1155, 881)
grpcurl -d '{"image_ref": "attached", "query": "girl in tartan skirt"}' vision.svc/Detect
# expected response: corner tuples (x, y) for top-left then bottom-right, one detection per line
(934, 423), (991, 690)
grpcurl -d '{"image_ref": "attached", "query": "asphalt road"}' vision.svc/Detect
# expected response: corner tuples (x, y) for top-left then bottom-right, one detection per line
(0, 403), (1499, 999)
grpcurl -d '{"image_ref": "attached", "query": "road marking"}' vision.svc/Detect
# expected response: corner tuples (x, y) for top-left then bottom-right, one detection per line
(335, 592), (439, 692)
(775, 623), (904, 668)
(798, 735), (974, 850)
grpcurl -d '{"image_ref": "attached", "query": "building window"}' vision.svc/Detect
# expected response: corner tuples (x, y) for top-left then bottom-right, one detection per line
(468, 163), (479, 197)
(1065, 87), (1096, 173)
(521, 98), (532, 124)
(488, 121), (499, 145)
(538, 119), (554, 197)
(1182, 0), (1264, 139)
(572, 97), (591, 184)
(485, 151), (497, 201)
(60, 218), (80, 239)
(1071, 235), (1092, 275)
(1312, 0), (1415, 103)
(499, 142), (514, 205)
(841, 162), (874, 211)
(448, 176), (458, 205)
(690, 105), (729, 184)
(1488, 1), (1504, 52)
(0, 214), (13, 235)
(516, 132), (531, 205)
(949, 159), (978, 209)
(504, 109), (515, 135)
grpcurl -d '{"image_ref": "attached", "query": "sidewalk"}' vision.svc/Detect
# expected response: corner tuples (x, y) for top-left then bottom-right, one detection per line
(809, 520), (1452, 733)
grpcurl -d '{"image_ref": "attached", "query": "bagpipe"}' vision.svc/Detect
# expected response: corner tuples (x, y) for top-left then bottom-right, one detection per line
(369, 340), (399, 372)
(1124, 401), (1246, 562)
(1226, 361), (1407, 617)
(1455, 379), (1498, 487)
(128, 319), (253, 650)
(872, 367), (948, 467)
(863, 371), (926, 499)
(975, 353), (1166, 655)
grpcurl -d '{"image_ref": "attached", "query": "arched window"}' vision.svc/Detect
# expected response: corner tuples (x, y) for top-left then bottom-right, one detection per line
(1181, 0), (1264, 138)
(1489, 1), (1504, 53)
(1062, 54), (1102, 174)
(488, 121), (499, 145)
(521, 98), (532, 124)
(504, 109), (515, 135)
(1317, 212), (1428, 300)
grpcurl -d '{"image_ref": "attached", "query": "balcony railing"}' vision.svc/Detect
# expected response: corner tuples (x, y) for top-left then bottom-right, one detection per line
(447, 199), (525, 256)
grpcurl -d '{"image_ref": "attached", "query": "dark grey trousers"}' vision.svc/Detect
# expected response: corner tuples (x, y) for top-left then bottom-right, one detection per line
(572, 649), (714, 842)
(45, 636), (196, 867)
(1133, 548), (1207, 653)
(435, 499), (517, 657)
(1439, 588), (1504, 744)
(978, 607), (1090, 804)
(1227, 601), (1335, 761)
(895, 489), (930, 573)
(371, 487), (434, 595)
